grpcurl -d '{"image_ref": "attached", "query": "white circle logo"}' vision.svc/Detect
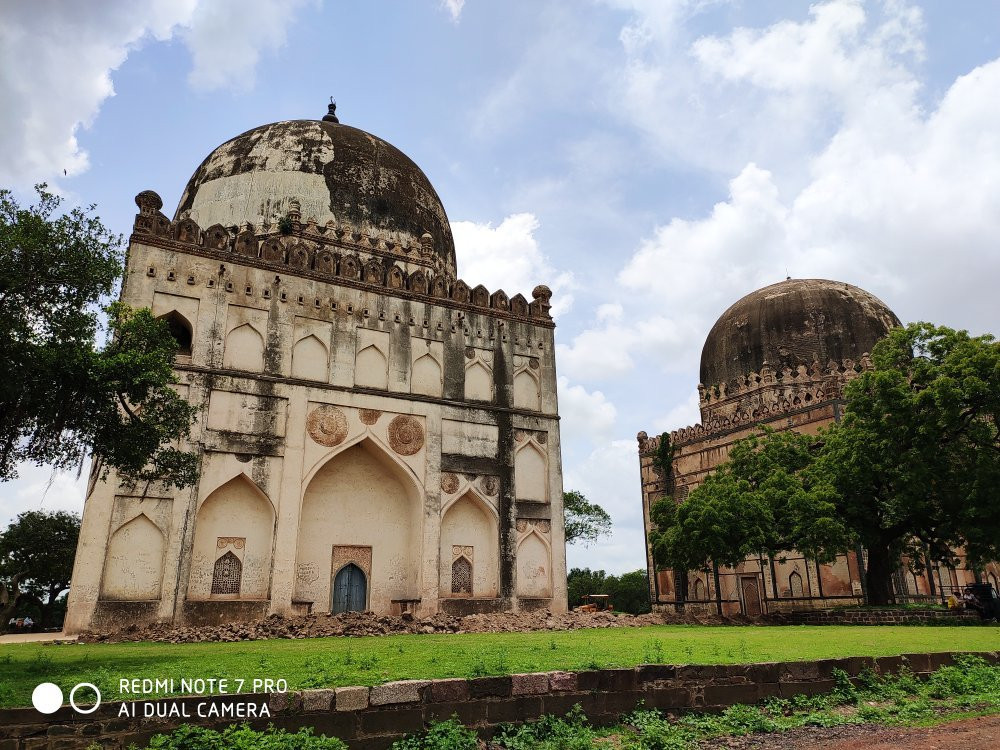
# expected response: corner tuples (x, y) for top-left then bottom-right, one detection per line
(69, 682), (101, 714)
(31, 682), (63, 714)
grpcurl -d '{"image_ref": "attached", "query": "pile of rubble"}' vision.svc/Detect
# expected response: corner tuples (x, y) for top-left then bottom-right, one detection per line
(79, 608), (749, 644)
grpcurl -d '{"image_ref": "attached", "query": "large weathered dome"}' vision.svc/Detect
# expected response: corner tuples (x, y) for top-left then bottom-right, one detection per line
(699, 278), (900, 388)
(174, 117), (456, 271)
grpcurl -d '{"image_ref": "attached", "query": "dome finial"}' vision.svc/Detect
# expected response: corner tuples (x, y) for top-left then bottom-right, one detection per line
(323, 98), (339, 123)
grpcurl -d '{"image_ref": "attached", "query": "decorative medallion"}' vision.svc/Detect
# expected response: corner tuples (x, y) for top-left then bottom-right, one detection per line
(465, 347), (475, 359)
(452, 545), (462, 556)
(463, 546), (474, 557)
(480, 476), (499, 496)
(306, 404), (348, 447)
(217, 536), (246, 549)
(528, 358), (539, 370)
(513, 430), (525, 443)
(388, 415), (424, 456)
(358, 408), (382, 425)
(516, 519), (528, 533)
(441, 472), (460, 494)
(535, 520), (551, 534)
(537, 432), (548, 445)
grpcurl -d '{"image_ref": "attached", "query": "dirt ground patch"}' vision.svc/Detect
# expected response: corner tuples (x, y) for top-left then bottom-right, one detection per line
(80, 609), (746, 643)
(699, 714), (1000, 750)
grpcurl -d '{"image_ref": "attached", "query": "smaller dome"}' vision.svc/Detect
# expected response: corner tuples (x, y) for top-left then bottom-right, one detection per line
(700, 278), (900, 388)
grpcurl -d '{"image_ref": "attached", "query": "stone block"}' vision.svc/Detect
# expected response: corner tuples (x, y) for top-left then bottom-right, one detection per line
(468, 676), (512, 699)
(302, 689), (334, 712)
(336, 686), (370, 712)
(360, 706), (425, 735)
(511, 673), (550, 695)
(301, 712), (358, 739)
(268, 691), (299, 714)
(487, 696), (544, 724)
(644, 687), (691, 710)
(779, 661), (820, 681)
(875, 655), (905, 675)
(598, 690), (644, 716)
(543, 692), (599, 718)
(428, 678), (470, 703)
(548, 671), (577, 691)
(703, 683), (759, 706)
(637, 664), (676, 683)
(778, 679), (835, 698)
(575, 670), (600, 691)
(597, 668), (637, 692)
(744, 662), (780, 684)
(370, 680), (429, 706)
(901, 653), (931, 674)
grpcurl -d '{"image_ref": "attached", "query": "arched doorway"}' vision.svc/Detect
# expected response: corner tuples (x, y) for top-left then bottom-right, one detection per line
(295, 439), (422, 614)
(332, 564), (367, 613)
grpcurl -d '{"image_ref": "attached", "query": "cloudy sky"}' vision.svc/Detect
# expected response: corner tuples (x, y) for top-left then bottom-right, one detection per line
(2, 0), (999, 575)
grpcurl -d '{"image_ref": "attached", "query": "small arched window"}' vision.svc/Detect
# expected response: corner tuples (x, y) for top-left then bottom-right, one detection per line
(692, 578), (705, 600)
(789, 571), (804, 597)
(159, 311), (193, 356)
(211, 551), (242, 595)
(452, 557), (473, 596)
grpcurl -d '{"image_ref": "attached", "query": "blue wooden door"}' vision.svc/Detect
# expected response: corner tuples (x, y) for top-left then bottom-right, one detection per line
(332, 564), (366, 613)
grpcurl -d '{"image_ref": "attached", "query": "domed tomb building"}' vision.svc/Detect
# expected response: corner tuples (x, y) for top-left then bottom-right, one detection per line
(65, 106), (567, 633)
(638, 278), (993, 614)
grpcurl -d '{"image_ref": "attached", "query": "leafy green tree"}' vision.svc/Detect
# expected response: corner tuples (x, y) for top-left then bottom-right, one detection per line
(566, 567), (651, 614)
(0, 510), (80, 629)
(649, 323), (1000, 606)
(563, 490), (613, 546)
(810, 323), (1000, 604)
(0, 186), (198, 488)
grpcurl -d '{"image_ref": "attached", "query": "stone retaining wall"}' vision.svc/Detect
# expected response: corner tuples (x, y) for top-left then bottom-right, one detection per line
(1, 651), (996, 750)
(765, 608), (981, 625)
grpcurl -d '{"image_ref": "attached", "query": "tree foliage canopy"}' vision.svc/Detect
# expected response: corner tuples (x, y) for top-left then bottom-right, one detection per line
(0, 510), (80, 628)
(0, 186), (199, 488)
(563, 490), (613, 546)
(566, 567), (651, 614)
(649, 323), (1000, 605)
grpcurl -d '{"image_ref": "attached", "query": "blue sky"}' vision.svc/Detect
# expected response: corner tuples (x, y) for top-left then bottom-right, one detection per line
(2, 0), (1000, 574)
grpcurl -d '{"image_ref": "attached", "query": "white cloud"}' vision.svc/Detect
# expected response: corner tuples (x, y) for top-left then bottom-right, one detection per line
(451, 212), (575, 316)
(0, 463), (87, 530)
(565, 0), (1000, 395)
(0, 0), (313, 185)
(612, 0), (926, 185)
(183, 0), (316, 91)
(440, 0), (465, 23)
(557, 377), (618, 445)
(564, 439), (648, 574)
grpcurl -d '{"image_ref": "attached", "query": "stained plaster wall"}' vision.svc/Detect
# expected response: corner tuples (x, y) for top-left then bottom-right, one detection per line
(64, 219), (567, 634)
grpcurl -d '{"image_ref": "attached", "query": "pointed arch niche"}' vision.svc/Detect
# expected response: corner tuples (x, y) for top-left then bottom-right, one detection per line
(356, 345), (388, 389)
(465, 361), (493, 402)
(292, 334), (329, 381)
(514, 440), (548, 501)
(188, 475), (274, 600)
(516, 529), (552, 598)
(411, 353), (442, 397)
(223, 323), (264, 371)
(513, 369), (540, 411)
(295, 439), (422, 614)
(101, 514), (164, 600)
(440, 491), (499, 598)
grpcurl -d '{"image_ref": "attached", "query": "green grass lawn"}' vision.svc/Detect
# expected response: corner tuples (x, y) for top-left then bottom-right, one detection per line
(1, 625), (998, 709)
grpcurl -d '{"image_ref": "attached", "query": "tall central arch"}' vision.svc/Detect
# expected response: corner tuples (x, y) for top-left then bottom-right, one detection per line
(294, 438), (423, 614)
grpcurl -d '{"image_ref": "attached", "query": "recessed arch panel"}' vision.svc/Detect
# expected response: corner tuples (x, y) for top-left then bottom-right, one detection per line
(101, 514), (164, 601)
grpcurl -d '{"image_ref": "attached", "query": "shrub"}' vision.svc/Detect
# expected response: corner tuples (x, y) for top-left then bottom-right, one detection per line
(137, 724), (347, 749)
(391, 718), (478, 750)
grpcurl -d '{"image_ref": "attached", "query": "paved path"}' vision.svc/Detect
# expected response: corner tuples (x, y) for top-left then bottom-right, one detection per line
(0, 631), (77, 644)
